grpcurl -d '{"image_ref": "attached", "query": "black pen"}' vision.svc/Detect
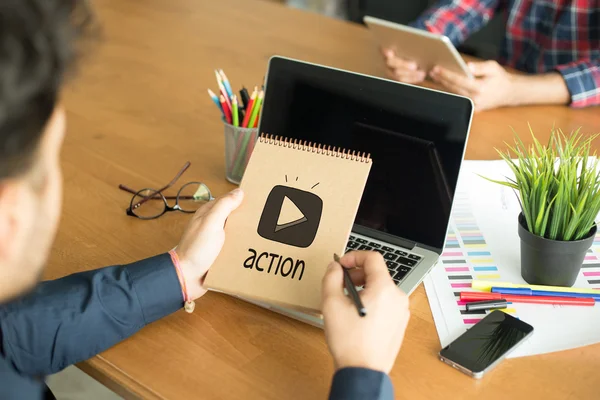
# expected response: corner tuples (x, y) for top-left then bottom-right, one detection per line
(334, 253), (367, 317)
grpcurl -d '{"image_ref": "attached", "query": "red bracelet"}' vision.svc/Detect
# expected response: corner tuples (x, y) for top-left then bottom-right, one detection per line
(169, 249), (195, 313)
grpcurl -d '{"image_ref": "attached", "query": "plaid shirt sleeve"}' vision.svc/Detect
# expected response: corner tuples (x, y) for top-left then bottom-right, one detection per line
(556, 60), (600, 108)
(409, 0), (502, 46)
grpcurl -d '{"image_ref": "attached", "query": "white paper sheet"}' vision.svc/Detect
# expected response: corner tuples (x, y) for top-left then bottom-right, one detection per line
(424, 160), (600, 358)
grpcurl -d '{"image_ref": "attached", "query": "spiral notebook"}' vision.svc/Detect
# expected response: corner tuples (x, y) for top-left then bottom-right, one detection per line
(205, 134), (372, 313)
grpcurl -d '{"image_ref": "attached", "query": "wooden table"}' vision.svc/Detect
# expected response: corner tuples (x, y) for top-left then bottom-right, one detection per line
(52, 0), (600, 398)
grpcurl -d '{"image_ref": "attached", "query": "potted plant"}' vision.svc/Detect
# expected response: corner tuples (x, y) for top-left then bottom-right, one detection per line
(486, 127), (600, 287)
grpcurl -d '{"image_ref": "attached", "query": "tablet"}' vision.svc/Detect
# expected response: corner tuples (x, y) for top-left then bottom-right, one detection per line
(364, 16), (473, 79)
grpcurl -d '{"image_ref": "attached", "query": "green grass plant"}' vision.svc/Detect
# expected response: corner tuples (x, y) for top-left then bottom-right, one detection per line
(483, 126), (600, 241)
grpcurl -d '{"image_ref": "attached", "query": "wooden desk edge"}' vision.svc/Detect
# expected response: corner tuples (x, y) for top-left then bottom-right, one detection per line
(77, 357), (158, 400)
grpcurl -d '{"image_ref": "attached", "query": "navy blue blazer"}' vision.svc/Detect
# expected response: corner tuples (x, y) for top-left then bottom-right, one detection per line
(0, 254), (393, 399)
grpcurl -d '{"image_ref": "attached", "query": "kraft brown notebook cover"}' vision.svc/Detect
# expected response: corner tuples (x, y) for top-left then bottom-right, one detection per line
(205, 134), (372, 312)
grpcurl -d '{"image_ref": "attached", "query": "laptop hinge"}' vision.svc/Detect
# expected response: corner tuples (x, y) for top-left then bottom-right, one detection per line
(352, 224), (416, 250)
(352, 224), (443, 255)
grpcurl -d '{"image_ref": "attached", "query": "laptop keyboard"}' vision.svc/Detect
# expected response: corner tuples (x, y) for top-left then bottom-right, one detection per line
(346, 235), (423, 285)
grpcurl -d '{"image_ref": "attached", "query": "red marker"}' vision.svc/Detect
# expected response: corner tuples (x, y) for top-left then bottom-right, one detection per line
(460, 291), (594, 306)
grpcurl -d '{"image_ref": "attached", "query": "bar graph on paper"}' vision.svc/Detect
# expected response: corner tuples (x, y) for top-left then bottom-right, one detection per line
(440, 192), (519, 326)
(441, 193), (600, 326)
(425, 160), (600, 358)
(584, 238), (600, 287)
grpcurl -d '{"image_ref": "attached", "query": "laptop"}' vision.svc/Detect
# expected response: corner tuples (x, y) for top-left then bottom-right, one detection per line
(251, 56), (473, 326)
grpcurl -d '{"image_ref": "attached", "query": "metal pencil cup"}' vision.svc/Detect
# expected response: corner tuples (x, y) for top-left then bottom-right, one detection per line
(224, 123), (259, 185)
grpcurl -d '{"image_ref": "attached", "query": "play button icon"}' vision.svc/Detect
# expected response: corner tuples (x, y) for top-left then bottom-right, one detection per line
(257, 185), (323, 248)
(275, 197), (308, 232)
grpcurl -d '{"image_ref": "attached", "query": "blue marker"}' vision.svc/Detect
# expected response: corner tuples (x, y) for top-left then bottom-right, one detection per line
(492, 286), (600, 301)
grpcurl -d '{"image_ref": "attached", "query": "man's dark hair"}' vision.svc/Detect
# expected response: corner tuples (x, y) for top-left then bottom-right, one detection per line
(0, 0), (94, 180)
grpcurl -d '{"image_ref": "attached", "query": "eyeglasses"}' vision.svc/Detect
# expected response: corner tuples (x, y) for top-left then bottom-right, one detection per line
(119, 162), (214, 220)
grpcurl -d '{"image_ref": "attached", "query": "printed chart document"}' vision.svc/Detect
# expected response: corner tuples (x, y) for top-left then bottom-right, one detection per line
(424, 160), (600, 357)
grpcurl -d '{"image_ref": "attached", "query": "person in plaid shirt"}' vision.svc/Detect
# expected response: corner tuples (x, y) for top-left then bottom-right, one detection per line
(383, 0), (600, 111)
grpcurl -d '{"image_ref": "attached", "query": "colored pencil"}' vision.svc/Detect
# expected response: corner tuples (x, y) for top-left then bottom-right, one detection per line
(207, 70), (264, 180)
(232, 95), (239, 127)
(232, 91), (262, 176)
(207, 89), (223, 115)
(218, 82), (231, 110)
(247, 91), (264, 128)
(241, 88), (257, 128)
(252, 107), (261, 128)
(245, 132), (256, 165)
(214, 70), (223, 87)
(220, 95), (232, 124)
(230, 88), (256, 172)
(460, 291), (595, 306)
(215, 70), (232, 108)
(219, 69), (234, 99)
(233, 133), (253, 177)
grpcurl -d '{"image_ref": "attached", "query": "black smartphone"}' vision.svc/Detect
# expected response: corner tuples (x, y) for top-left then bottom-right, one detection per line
(439, 311), (534, 378)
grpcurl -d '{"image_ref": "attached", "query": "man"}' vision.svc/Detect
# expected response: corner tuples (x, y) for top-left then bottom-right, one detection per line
(383, 0), (600, 111)
(0, 1), (410, 399)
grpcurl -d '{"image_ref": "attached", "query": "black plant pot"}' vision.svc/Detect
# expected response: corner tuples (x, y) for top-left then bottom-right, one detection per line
(518, 213), (596, 287)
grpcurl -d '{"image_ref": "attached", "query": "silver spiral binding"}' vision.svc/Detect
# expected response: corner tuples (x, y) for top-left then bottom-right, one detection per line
(259, 133), (371, 163)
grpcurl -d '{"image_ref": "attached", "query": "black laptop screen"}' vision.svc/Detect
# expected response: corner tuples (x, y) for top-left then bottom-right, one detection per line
(259, 57), (472, 250)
